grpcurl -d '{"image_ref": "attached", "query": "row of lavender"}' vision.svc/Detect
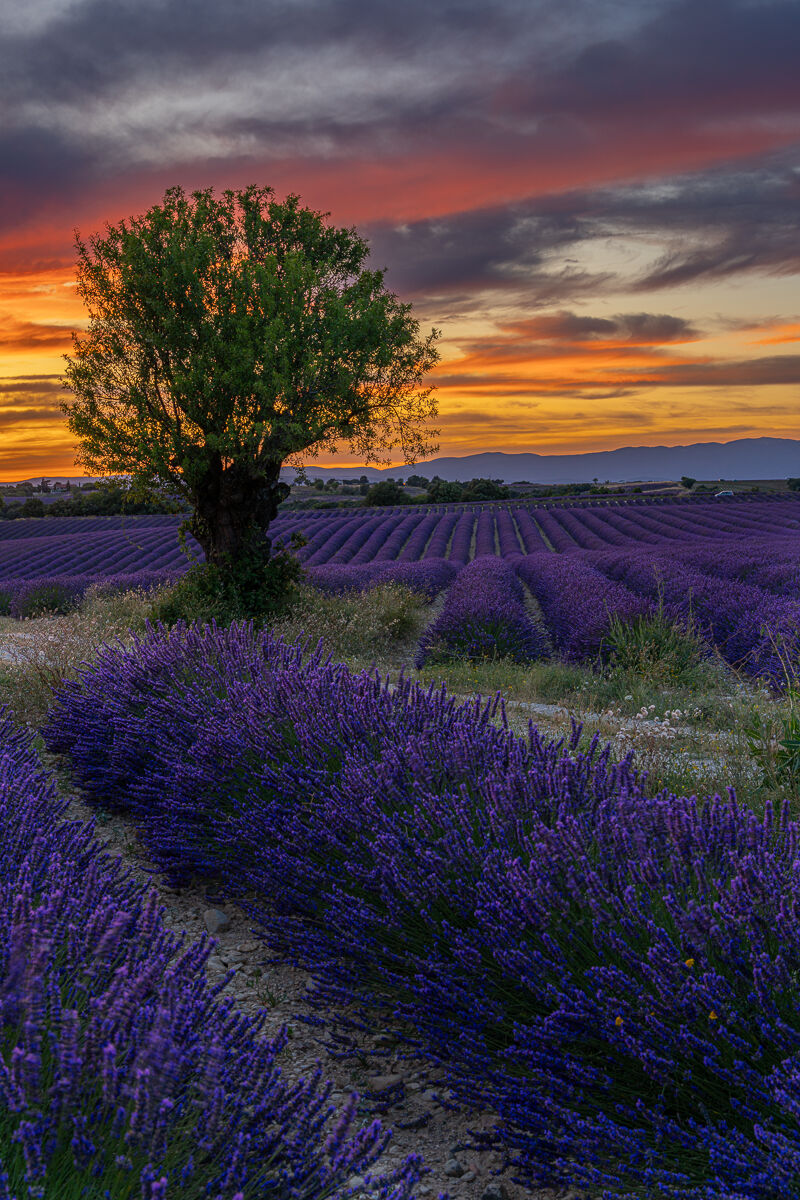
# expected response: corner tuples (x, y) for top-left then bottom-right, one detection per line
(1, 496), (799, 582)
(0, 570), (180, 618)
(2, 535), (797, 691)
(287, 496), (800, 565)
(43, 621), (800, 1197)
(0, 710), (419, 1199)
(308, 536), (800, 687)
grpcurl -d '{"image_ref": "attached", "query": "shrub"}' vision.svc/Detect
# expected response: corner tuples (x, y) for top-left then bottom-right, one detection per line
(273, 582), (430, 664)
(153, 548), (302, 627)
(602, 604), (712, 687)
(0, 709), (420, 1199)
(13, 579), (82, 617)
(363, 481), (410, 507)
(0, 571), (179, 621)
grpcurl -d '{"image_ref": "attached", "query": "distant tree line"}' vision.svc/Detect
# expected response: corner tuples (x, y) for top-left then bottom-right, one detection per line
(363, 476), (514, 506)
(0, 482), (186, 520)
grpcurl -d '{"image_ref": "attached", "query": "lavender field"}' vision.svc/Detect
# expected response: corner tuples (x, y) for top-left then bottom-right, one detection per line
(4, 495), (800, 1198)
(2, 494), (800, 684)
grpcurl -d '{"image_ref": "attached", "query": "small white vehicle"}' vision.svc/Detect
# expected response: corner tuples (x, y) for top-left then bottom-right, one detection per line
(715, 490), (734, 497)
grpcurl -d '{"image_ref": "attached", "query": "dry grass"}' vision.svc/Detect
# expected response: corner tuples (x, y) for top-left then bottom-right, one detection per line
(0, 585), (169, 727)
(270, 581), (432, 668)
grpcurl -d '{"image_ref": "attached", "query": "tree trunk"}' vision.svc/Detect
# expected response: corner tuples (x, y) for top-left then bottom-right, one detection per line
(190, 460), (290, 567)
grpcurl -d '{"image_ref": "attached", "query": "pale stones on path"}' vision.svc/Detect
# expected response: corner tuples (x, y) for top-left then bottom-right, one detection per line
(203, 907), (231, 934)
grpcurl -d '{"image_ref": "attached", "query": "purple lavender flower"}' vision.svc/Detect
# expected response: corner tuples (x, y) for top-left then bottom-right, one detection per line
(415, 556), (545, 666)
(516, 551), (650, 660)
(43, 618), (800, 1194)
(0, 708), (420, 1199)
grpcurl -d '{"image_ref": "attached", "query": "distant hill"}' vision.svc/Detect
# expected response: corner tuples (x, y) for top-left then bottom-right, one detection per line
(5, 438), (800, 489)
(281, 438), (800, 485)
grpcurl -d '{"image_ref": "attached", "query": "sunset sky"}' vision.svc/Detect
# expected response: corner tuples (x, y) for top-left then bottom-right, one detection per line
(2, 0), (799, 478)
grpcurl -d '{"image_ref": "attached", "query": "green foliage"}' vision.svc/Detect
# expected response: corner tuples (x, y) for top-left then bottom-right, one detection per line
(425, 477), (510, 503)
(17, 497), (45, 518)
(770, 706), (800, 782)
(363, 479), (410, 506)
(405, 473), (429, 488)
(602, 606), (710, 688)
(0, 483), (184, 521)
(426, 479), (463, 502)
(787, 477), (800, 492)
(62, 183), (440, 578)
(272, 581), (428, 664)
(0, 590), (10, 616)
(747, 688), (800, 803)
(153, 547), (304, 627)
(680, 475), (696, 489)
(462, 477), (509, 500)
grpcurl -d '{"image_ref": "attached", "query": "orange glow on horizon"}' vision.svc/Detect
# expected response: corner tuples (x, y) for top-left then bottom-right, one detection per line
(2, 212), (799, 477)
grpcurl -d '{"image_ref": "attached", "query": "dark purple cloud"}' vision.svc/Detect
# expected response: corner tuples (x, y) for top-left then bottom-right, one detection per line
(497, 0), (800, 121)
(364, 150), (800, 307)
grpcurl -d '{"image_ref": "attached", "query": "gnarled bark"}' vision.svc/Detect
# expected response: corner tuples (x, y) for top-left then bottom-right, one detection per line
(189, 461), (290, 566)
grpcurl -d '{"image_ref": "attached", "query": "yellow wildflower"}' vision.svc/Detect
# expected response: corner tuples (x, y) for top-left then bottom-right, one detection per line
(615, 1016), (624, 1027)
(684, 958), (695, 968)
(709, 1010), (718, 1021)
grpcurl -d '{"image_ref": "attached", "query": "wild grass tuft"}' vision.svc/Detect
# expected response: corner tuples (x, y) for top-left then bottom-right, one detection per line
(601, 605), (714, 688)
(271, 581), (430, 666)
(0, 586), (168, 727)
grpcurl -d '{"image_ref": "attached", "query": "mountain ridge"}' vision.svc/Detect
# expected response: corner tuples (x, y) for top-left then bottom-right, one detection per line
(4, 437), (800, 488)
(281, 437), (800, 485)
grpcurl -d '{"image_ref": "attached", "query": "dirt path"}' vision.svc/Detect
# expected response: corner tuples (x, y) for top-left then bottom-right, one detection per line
(51, 771), (580, 1200)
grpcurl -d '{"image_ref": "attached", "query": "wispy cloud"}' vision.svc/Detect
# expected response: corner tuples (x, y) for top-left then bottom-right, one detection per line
(0, 315), (76, 351)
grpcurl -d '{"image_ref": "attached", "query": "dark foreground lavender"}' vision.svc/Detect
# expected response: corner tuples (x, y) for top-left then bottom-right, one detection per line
(43, 622), (800, 1199)
(0, 710), (420, 1200)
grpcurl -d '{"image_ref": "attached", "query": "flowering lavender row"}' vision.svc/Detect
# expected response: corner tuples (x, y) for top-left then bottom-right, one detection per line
(0, 569), (181, 617)
(515, 552), (650, 660)
(0, 514), (183, 540)
(594, 549), (800, 685)
(677, 537), (800, 600)
(305, 558), (458, 600)
(415, 556), (544, 666)
(0, 708), (418, 1200)
(43, 622), (800, 1196)
(0, 526), (201, 581)
(0, 496), (798, 580)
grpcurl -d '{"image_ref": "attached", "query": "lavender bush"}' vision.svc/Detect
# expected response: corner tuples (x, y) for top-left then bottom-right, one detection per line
(0, 570), (180, 618)
(305, 558), (457, 601)
(0, 708), (419, 1200)
(595, 550), (800, 686)
(516, 552), (650, 660)
(45, 622), (800, 1194)
(415, 557), (544, 666)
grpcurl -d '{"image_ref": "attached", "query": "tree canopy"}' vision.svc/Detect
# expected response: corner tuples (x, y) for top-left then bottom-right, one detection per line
(62, 184), (440, 568)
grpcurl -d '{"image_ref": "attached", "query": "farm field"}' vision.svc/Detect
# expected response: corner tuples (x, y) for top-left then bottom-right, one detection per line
(2, 494), (800, 689)
(3, 494), (800, 1198)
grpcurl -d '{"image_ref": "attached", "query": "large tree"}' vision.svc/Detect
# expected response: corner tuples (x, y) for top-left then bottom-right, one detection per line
(62, 184), (439, 567)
